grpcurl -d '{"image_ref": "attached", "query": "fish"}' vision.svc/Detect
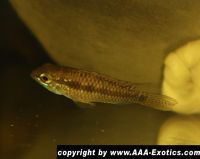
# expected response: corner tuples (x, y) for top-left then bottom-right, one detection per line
(31, 63), (177, 111)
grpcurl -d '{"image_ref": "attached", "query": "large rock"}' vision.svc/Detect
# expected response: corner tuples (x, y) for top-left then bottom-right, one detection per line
(10, 0), (200, 84)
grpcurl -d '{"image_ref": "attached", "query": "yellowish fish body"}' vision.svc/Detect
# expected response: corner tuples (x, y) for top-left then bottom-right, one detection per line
(31, 64), (177, 111)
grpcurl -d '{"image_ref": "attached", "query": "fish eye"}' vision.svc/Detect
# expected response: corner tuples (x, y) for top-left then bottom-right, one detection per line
(40, 74), (50, 83)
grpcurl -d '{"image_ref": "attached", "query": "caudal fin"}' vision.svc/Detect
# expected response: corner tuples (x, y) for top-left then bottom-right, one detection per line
(137, 91), (177, 111)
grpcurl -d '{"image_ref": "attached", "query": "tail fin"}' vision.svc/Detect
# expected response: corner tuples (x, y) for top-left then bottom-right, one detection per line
(137, 91), (177, 111)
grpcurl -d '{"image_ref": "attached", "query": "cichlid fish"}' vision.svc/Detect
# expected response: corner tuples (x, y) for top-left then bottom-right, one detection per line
(31, 63), (177, 111)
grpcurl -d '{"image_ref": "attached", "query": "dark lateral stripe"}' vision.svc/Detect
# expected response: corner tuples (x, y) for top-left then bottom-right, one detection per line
(62, 80), (147, 100)
(138, 94), (148, 102)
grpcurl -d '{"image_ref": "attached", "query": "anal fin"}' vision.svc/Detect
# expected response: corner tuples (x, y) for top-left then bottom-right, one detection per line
(74, 101), (96, 109)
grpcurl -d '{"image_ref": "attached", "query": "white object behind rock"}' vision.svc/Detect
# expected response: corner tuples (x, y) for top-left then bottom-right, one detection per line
(162, 40), (200, 114)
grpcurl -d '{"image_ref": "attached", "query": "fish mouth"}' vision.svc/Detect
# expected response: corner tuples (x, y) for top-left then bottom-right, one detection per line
(30, 70), (36, 79)
(30, 69), (40, 81)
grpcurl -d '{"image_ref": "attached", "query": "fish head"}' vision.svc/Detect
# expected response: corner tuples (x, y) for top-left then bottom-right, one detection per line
(31, 63), (63, 95)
